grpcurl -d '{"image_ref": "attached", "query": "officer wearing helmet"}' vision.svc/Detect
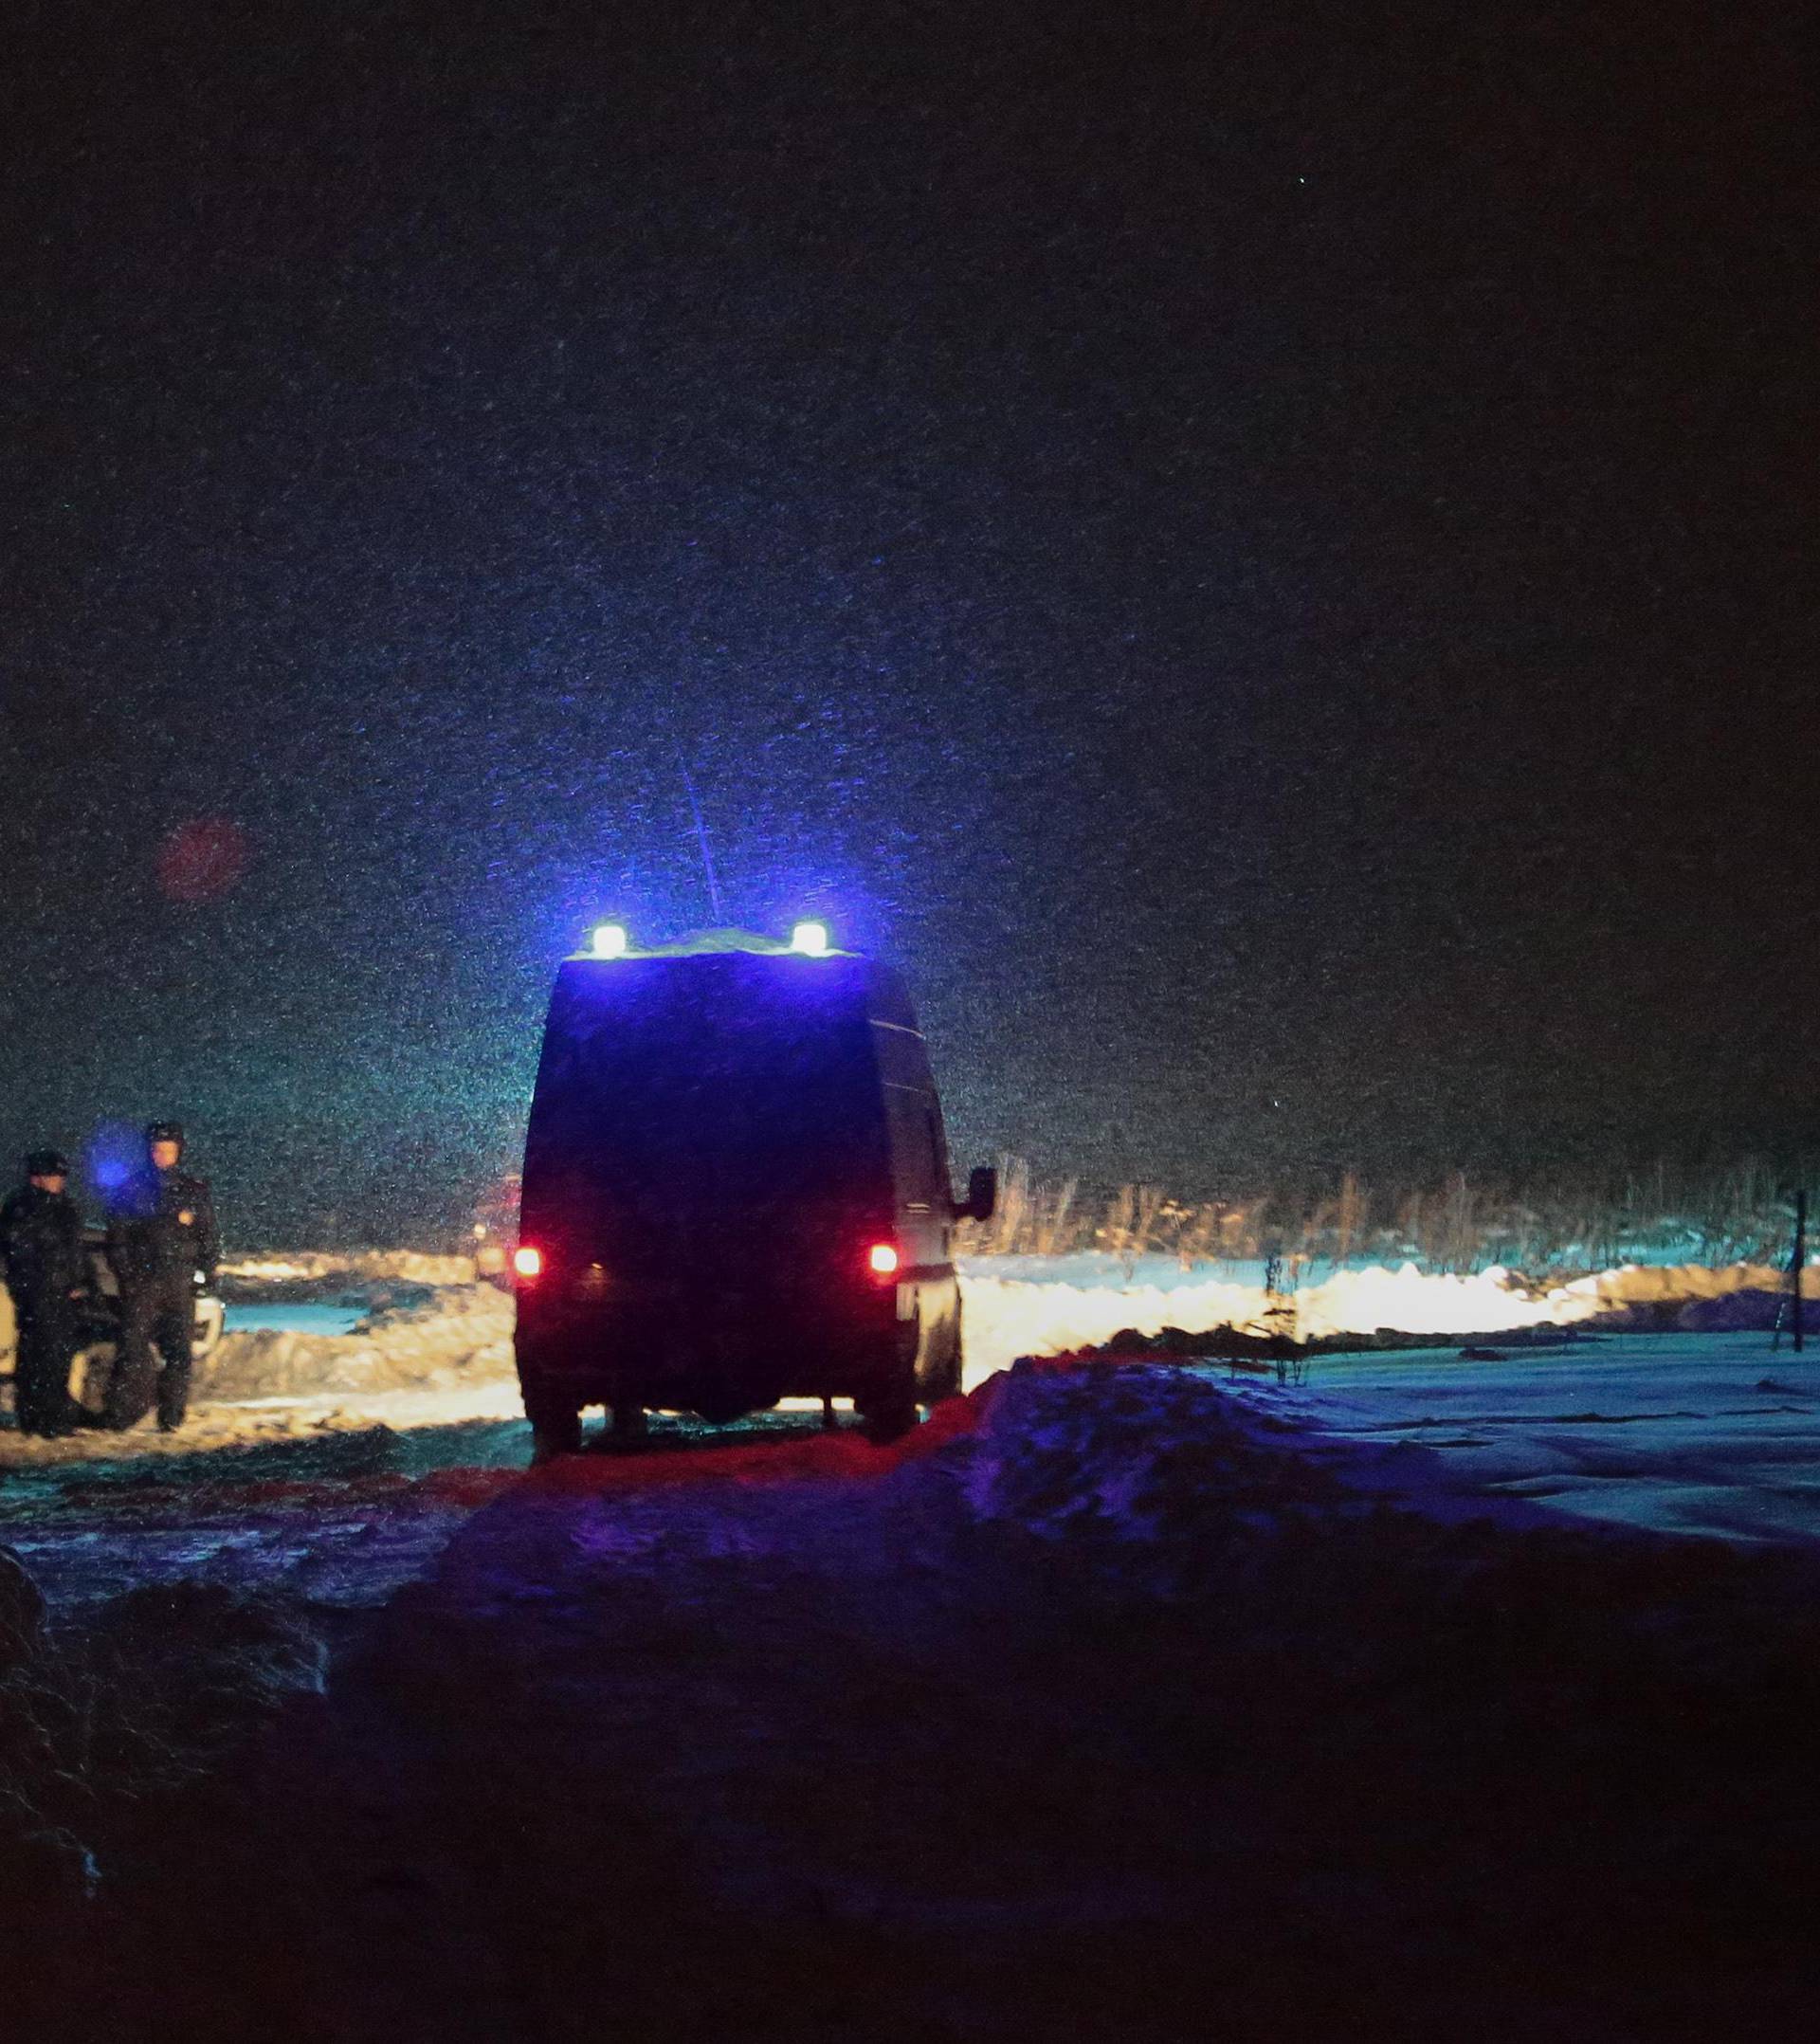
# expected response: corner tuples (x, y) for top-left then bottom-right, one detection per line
(102, 1122), (219, 1432)
(1, 1148), (89, 1437)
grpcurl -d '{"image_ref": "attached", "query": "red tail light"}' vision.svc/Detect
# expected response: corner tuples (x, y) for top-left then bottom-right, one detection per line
(866, 1243), (901, 1278)
(513, 1245), (544, 1282)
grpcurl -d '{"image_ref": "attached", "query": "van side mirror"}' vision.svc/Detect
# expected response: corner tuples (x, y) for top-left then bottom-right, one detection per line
(959, 1165), (997, 1225)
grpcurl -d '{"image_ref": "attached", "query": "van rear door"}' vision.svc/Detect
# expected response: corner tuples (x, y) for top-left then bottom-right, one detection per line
(521, 954), (892, 1287)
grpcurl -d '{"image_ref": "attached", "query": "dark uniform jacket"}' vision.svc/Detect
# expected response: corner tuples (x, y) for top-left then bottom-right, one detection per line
(0, 1185), (87, 1303)
(106, 1168), (220, 1287)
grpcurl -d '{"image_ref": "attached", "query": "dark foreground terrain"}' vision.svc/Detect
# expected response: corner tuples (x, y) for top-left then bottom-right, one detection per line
(6, 1363), (1820, 2042)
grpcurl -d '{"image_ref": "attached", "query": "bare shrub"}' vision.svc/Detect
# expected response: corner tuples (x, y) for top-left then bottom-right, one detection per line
(1335, 1172), (1367, 1268)
(985, 1153), (1029, 1255)
(1098, 1184), (1135, 1268)
(1030, 1177), (1080, 1256)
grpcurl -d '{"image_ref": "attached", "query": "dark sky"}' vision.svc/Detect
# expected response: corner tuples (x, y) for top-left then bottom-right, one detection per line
(1, 0), (1812, 1242)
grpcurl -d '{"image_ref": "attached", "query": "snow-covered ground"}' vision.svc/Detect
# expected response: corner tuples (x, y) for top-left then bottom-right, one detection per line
(957, 1250), (1813, 1382)
(956, 1257), (1819, 1548)
(1219, 1334), (1820, 1546)
(20, 1357), (1820, 2043)
(5, 1248), (1816, 1649)
(197, 1247), (1812, 1412)
(9, 1254), (1820, 2038)
(7, 1250), (1814, 1559)
(199, 1276), (515, 1400)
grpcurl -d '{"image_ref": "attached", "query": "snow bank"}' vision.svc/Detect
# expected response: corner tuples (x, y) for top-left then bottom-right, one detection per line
(1549, 1259), (1796, 1312)
(956, 1262), (1560, 1384)
(956, 1257), (1809, 1386)
(200, 1283), (514, 1399)
(220, 1250), (481, 1287)
(958, 1361), (1339, 1566)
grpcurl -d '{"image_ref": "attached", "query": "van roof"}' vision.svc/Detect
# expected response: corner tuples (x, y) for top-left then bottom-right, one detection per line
(553, 931), (919, 1031)
(564, 926), (856, 961)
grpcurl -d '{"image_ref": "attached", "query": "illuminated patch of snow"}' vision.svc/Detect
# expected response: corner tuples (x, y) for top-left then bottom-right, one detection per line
(119, 1251), (1820, 1432)
(1549, 1259), (1799, 1311)
(220, 1250), (481, 1286)
(228, 1378), (530, 1427)
(203, 1283), (515, 1399)
(956, 1257), (1808, 1388)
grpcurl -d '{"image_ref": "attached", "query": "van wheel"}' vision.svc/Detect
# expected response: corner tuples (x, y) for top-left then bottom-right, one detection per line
(609, 1402), (649, 1445)
(526, 1396), (583, 1465)
(861, 1366), (920, 1445)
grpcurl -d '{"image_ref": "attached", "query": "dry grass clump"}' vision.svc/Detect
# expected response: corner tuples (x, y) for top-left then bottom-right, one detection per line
(0, 1563), (327, 1903)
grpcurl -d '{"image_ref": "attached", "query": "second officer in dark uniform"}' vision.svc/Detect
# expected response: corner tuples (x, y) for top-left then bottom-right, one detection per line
(1, 1149), (88, 1436)
(103, 1122), (220, 1433)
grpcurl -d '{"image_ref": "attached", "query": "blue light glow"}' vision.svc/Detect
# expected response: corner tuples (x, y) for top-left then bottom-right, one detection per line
(790, 921), (829, 957)
(85, 1118), (145, 1199)
(592, 922), (628, 958)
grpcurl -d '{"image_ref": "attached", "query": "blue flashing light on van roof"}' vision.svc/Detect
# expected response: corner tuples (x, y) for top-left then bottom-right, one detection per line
(570, 924), (852, 961)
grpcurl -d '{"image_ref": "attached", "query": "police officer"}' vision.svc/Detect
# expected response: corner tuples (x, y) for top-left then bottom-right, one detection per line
(1, 1149), (88, 1437)
(103, 1122), (219, 1433)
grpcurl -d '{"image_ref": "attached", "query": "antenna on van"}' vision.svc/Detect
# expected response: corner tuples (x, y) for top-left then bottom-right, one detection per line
(676, 750), (725, 922)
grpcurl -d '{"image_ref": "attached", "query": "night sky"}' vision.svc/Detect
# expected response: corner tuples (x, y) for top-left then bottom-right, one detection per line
(1, 0), (1812, 1243)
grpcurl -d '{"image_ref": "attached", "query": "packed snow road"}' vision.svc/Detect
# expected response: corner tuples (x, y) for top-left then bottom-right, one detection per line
(0, 1392), (895, 1612)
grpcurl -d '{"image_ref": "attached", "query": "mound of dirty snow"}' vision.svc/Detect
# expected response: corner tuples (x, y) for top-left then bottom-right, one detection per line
(958, 1360), (1342, 1575)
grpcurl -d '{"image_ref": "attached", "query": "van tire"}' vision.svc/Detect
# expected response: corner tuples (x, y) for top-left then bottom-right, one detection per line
(861, 1364), (919, 1445)
(526, 1395), (583, 1464)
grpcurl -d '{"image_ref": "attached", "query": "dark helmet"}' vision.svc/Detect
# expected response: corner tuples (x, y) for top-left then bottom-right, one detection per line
(145, 1121), (185, 1150)
(25, 1148), (70, 1178)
